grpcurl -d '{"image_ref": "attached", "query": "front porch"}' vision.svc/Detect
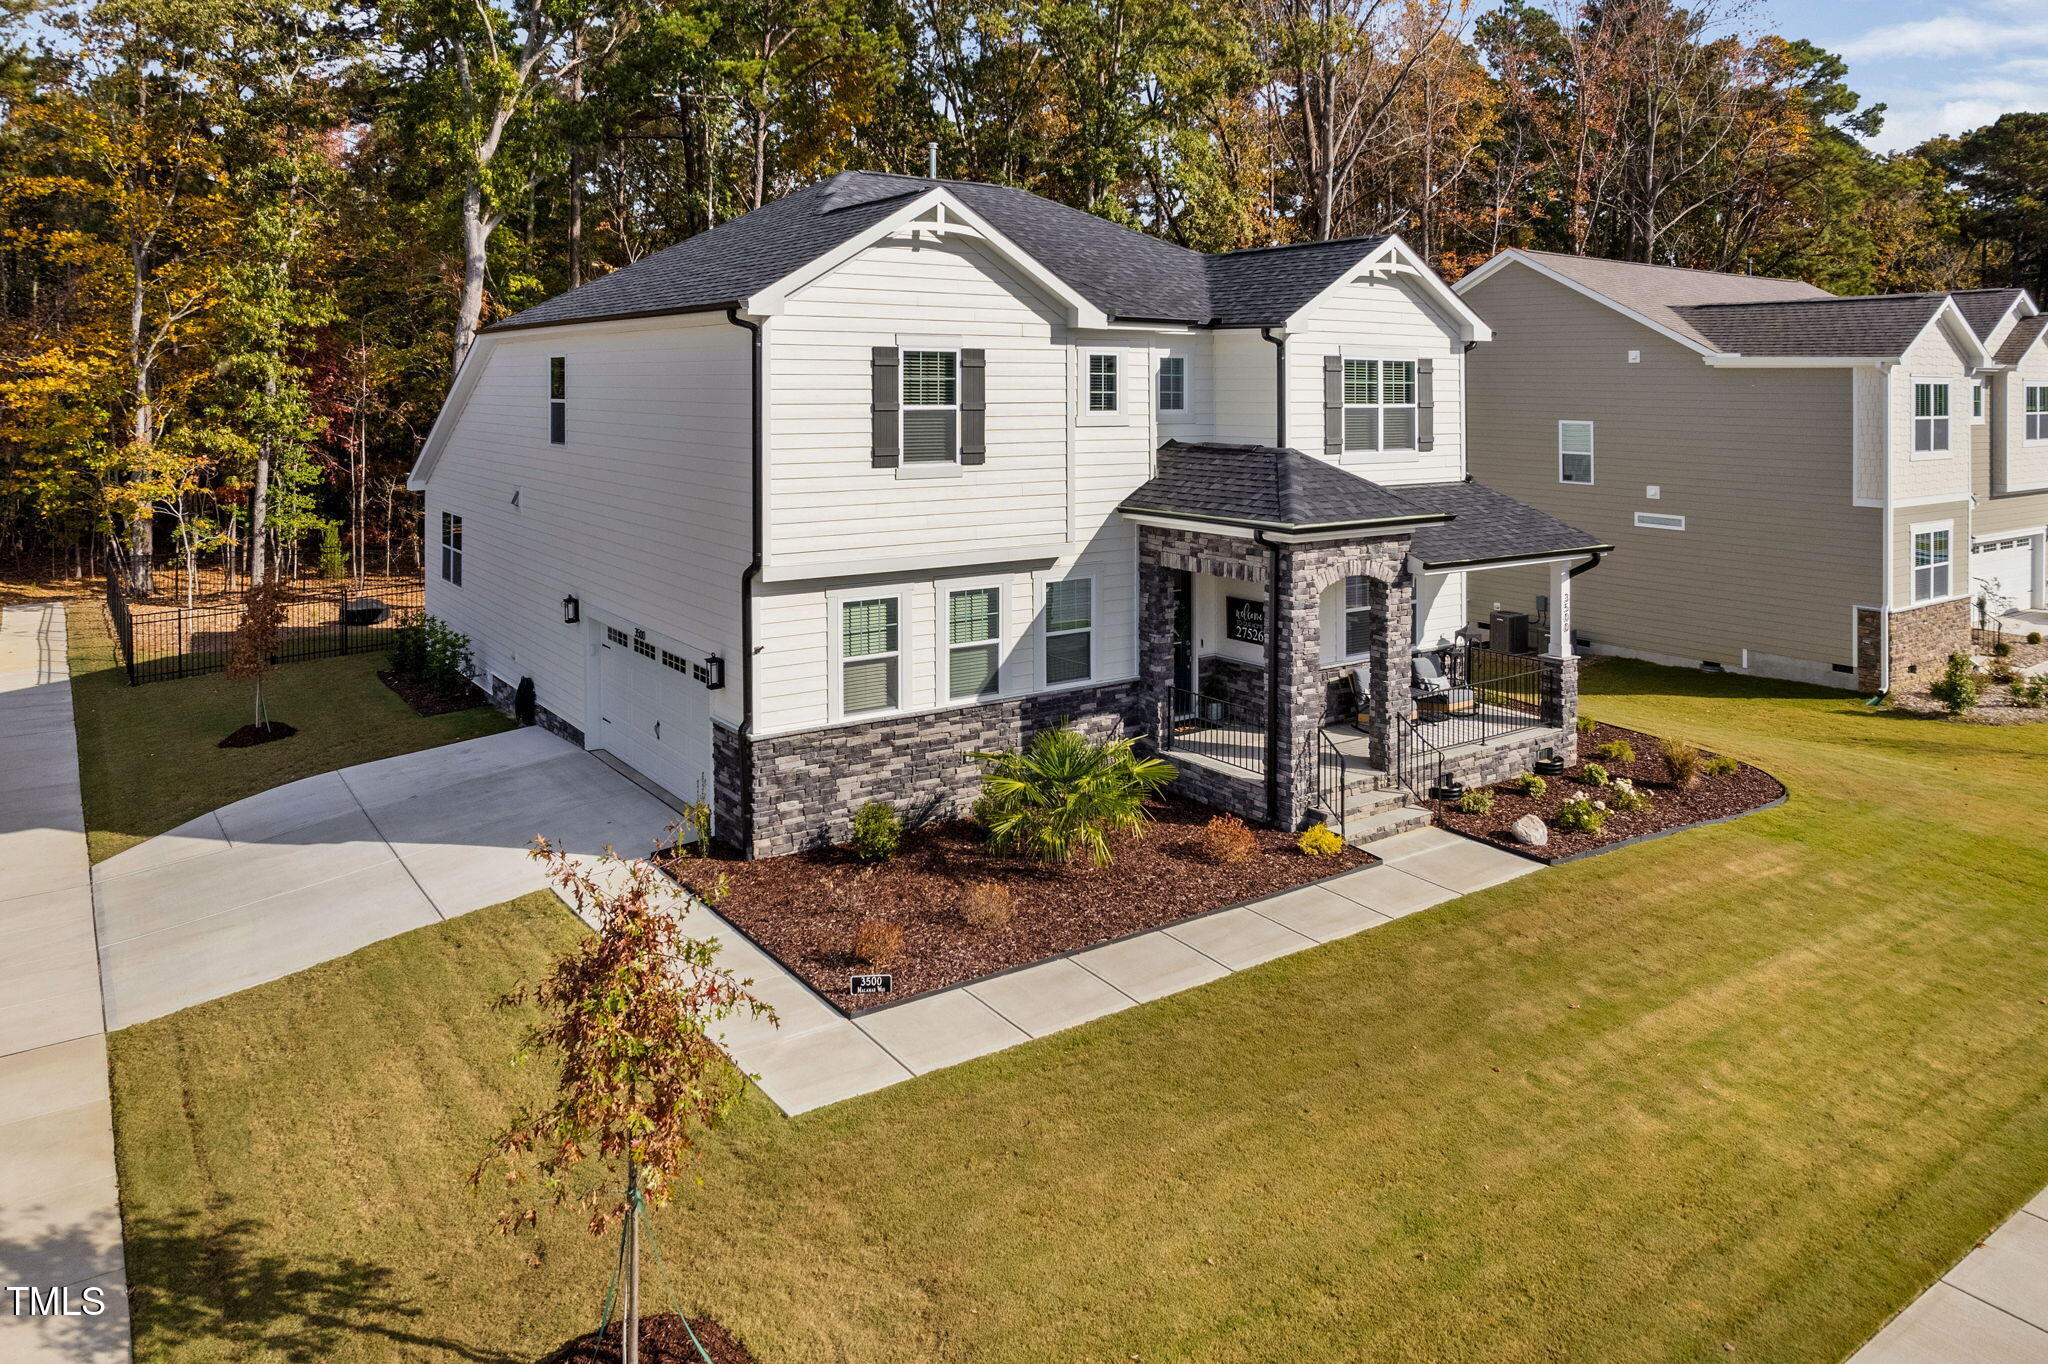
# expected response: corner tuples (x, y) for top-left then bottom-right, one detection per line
(1121, 442), (1607, 837)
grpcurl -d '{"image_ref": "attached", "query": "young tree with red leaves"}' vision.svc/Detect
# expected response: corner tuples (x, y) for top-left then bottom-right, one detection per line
(225, 578), (289, 734)
(475, 837), (772, 1364)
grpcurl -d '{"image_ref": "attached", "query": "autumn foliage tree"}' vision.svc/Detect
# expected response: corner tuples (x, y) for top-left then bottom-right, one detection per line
(224, 577), (288, 736)
(474, 837), (771, 1364)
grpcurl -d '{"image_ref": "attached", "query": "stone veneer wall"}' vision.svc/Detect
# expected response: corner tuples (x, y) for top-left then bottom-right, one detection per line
(738, 682), (1139, 857)
(1440, 727), (1573, 792)
(484, 674), (584, 747)
(1196, 654), (1265, 716)
(1855, 607), (1885, 693)
(1162, 757), (1268, 825)
(711, 721), (744, 841)
(1884, 598), (1972, 685)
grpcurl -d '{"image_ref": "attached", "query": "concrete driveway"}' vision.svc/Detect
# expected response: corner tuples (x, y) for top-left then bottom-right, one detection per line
(91, 726), (681, 1029)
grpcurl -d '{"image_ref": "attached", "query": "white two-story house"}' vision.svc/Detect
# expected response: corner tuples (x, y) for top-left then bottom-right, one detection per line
(409, 172), (1606, 855)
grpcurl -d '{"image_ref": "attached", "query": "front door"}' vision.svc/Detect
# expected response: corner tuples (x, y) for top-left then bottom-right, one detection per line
(1169, 569), (1195, 706)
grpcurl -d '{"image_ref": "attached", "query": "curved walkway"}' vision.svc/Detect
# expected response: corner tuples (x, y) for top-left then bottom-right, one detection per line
(0, 603), (129, 1362)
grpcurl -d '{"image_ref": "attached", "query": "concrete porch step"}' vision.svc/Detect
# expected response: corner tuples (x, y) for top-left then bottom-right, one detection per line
(1338, 803), (1434, 847)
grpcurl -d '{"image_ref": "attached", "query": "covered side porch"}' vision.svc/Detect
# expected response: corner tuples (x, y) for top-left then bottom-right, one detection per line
(1121, 442), (1611, 840)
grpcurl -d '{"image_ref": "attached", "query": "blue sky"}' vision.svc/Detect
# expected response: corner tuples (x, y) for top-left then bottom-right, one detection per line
(1765, 0), (2048, 149)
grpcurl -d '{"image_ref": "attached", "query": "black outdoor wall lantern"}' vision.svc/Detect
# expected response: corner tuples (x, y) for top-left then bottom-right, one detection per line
(562, 594), (580, 624)
(703, 654), (725, 690)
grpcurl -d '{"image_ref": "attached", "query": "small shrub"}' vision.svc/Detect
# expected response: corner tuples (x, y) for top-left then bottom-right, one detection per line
(1591, 738), (1636, 765)
(1659, 737), (1702, 788)
(971, 727), (1175, 868)
(851, 916), (904, 968)
(1927, 653), (1980, 716)
(1608, 777), (1652, 813)
(391, 614), (473, 695)
(317, 522), (346, 580)
(2030, 631), (2044, 646)
(1297, 823), (1344, 857)
(2010, 676), (2048, 708)
(959, 881), (1016, 930)
(1701, 753), (1740, 777)
(1458, 789), (1495, 814)
(1580, 762), (1611, 787)
(1556, 795), (1608, 833)
(1575, 714), (1596, 735)
(1989, 659), (2017, 685)
(1201, 813), (1259, 865)
(1993, 640), (2014, 657)
(1511, 772), (1547, 797)
(849, 801), (902, 863)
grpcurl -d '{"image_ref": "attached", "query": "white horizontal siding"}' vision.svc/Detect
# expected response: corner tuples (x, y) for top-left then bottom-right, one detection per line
(1289, 276), (1466, 485)
(1889, 323), (1975, 505)
(421, 315), (751, 732)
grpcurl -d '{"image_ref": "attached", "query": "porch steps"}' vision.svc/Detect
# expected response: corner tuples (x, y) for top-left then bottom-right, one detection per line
(1337, 802), (1433, 847)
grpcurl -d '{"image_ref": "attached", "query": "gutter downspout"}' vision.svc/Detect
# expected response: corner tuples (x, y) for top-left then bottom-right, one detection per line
(1878, 362), (1894, 696)
(727, 308), (764, 852)
(1260, 327), (1287, 446)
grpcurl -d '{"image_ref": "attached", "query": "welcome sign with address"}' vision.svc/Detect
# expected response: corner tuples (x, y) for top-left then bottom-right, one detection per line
(1226, 596), (1267, 646)
(849, 973), (893, 995)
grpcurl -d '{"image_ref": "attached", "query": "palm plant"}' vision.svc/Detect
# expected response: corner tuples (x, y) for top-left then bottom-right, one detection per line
(970, 726), (1175, 868)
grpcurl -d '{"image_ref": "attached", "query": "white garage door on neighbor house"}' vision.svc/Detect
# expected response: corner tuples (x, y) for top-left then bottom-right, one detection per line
(592, 621), (712, 810)
(1970, 537), (2042, 617)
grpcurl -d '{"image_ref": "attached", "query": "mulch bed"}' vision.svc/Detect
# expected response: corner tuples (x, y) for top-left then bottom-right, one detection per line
(540, 1313), (757, 1364)
(1890, 661), (2048, 725)
(672, 797), (1374, 1013)
(378, 669), (487, 718)
(1430, 722), (1784, 863)
(217, 721), (296, 749)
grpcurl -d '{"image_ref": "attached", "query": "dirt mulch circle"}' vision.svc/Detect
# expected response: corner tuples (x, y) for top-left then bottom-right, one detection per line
(378, 669), (487, 718)
(672, 798), (1373, 1013)
(1430, 722), (1784, 863)
(540, 1313), (757, 1364)
(217, 722), (297, 749)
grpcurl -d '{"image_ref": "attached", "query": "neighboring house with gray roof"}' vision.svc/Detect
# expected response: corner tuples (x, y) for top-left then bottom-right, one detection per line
(409, 172), (1605, 854)
(1456, 249), (2048, 693)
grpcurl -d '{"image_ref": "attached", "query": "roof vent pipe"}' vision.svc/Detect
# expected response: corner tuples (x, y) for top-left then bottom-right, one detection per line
(927, 142), (938, 180)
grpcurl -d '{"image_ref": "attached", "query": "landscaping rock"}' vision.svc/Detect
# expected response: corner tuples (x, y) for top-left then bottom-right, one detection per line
(1510, 814), (1548, 847)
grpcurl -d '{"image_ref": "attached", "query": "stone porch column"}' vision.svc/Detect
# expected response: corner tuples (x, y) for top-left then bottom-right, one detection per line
(1363, 573), (1416, 772)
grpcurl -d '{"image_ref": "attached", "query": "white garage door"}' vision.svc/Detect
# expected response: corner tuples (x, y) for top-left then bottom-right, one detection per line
(593, 622), (712, 813)
(1970, 538), (2040, 616)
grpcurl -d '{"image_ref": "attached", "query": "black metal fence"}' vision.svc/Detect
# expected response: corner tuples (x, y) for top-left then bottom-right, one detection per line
(105, 575), (426, 685)
(1410, 644), (1562, 749)
(1157, 685), (1267, 776)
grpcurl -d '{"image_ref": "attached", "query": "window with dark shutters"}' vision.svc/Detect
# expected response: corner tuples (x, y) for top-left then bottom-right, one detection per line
(871, 347), (901, 466)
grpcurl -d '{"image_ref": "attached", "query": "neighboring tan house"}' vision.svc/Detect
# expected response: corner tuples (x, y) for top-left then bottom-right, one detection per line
(1455, 249), (2048, 693)
(408, 172), (1606, 856)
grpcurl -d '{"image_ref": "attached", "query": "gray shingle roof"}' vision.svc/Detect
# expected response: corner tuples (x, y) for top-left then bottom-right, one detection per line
(486, 171), (1388, 333)
(1121, 441), (1447, 532)
(1119, 443), (1606, 569)
(1387, 479), (1612, 569)
(1995, 314), (2048, 366)
(1497, 250), (1831, 350)
(1672, 294), (1950, 358)
(1950, 288), (2030, 340)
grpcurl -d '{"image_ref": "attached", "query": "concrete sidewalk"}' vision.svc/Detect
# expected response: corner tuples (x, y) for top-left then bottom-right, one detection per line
(701, 825), (1539, 1117)
(0, 603), (131, 1362)
(1847, 1189), (2048, 1363)
(92, 725), (681, 1029)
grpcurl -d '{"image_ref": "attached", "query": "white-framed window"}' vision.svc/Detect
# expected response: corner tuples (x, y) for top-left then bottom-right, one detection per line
(900, 349), (959, 463)
(1912, 524), (1953, 602)
(1913, 381), (1951, 453)
(1342, 358), (1418, 451)
(2027, 384), (2048, 442)
(837, 595), (902, 718)
(1156, 355), (1187, 415)
(1086, 353), (1120, 414)
(439, 512), (463, 585)
(1971, 380), (1985, 422)
(549, 357), (566, 445)
(1342, 576), (1373, 658)
(1559, 420), (1595, 484)
(1043, 577), (1094, 686)
(944, 583), (1003, 701)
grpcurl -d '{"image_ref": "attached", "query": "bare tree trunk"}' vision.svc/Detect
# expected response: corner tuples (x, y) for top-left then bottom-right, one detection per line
(569, 27), (585, 289)
(250, 376), (274, 586)
(127, 271), (155, 597)
(453, 177), (491, 370)
(623, 1155), (640, 1364)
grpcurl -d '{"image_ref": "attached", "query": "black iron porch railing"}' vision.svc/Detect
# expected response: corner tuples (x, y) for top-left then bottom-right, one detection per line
(1409, 643), (1561, 749)
(1388, 712), (1451, 799)
(1158, 685), (1266, 776)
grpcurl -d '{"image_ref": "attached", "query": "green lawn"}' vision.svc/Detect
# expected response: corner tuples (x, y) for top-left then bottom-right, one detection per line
(107, 662), (2048, 1363)
(68, 599), (512, 863)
